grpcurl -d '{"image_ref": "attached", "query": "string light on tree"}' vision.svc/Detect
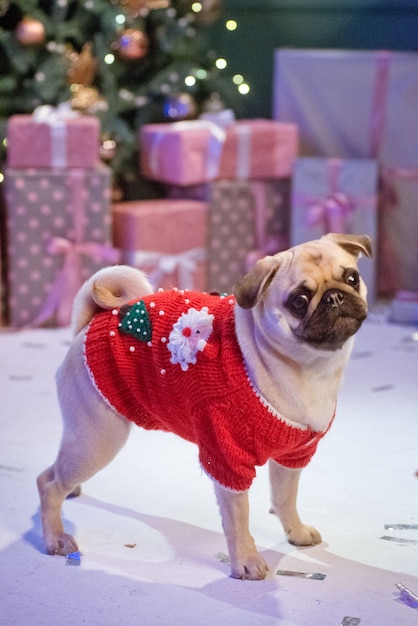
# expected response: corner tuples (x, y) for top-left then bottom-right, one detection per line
(190, 0), (221, 24)
(225, 19), (237, 31)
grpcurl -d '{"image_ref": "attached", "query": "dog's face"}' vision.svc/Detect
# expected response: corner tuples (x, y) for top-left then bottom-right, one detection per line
(233, 233), (372, 353)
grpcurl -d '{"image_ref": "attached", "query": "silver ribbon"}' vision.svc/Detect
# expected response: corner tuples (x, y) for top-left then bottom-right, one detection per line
(33, 103), (80, 168)
(148, 120), (226, 180)
(236, 124), (252, 179)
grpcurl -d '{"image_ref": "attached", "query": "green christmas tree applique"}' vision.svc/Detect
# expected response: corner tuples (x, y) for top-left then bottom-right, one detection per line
(119, 300), (152, 342)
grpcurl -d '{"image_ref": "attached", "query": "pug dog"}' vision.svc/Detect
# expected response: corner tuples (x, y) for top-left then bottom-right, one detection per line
(37, 233), (372, 580)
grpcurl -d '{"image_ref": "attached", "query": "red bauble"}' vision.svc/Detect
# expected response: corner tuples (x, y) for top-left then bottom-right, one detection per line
(117, 28), (149, 61)
(16, 16), (45, 46)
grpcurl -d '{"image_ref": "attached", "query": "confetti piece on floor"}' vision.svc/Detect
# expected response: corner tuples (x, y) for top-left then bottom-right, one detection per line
(65, 551), (81, 566)
(385, 524), (418, 530)
(372, 384), (394, 392)
(9, 375), (32, 381)
(276, 569), (326, 580)
(380, 535), (418, 545)
(352, 351), (374, 359)
(341, 618), (361, 625)
(215, 552), (230, 564)
(396, 583), (418, 609)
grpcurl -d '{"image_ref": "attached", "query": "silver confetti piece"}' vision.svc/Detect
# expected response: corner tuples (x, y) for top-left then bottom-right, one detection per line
(215, 552), (230, 564)
(276, 569), (326, 580)
(396, 583), (418, 609)
(380, 535), (418, 545)
(385, 524), (418, 530)
(341, 618), (361, 626)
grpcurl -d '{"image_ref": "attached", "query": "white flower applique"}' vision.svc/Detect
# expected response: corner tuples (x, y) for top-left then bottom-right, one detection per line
(167, 307), (214, 371)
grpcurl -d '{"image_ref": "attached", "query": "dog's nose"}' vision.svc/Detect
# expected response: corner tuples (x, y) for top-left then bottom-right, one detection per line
(324, 290), (345, 308)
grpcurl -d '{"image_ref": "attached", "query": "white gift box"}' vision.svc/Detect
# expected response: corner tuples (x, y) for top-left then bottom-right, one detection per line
(273, 48), (418, 168)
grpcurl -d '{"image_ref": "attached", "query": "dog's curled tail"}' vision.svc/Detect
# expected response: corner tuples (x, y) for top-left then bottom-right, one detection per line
(72, 265), (154, 336)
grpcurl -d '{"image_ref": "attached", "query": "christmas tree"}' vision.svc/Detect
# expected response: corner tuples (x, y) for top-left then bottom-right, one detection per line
(0, 0), (246, 199)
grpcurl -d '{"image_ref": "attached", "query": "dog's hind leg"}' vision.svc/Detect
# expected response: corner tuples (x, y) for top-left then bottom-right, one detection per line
(37, 336), (131, 556)
(269, 460), (322, 546)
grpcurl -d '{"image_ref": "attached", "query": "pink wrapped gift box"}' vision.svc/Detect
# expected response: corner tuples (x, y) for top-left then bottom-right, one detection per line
(112, 199), (207, 291)
(219, 119), (298, 180)
(378, 168), (418, 296)
(140, 119), (298, 185)
(4, 166), (113, 327)
(7, 114), (100, 169)
(290, 157), (378, 302)
(140, 121), (225, 186)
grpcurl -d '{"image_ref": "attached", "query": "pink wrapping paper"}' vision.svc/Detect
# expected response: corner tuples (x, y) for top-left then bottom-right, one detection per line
(140, 121), (225, 186)
(112, 199), (207, 291)
(219, 120), (298, 179)
(7, 115), (100, 169)
(378, 167), (418, 296)
(140, 119), (298, 185)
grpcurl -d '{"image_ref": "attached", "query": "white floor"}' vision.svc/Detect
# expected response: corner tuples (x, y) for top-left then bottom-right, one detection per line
(0, 309), (417, 626)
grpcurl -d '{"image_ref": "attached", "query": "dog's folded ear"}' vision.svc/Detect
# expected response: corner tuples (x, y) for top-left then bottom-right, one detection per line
(233, 255), (283, 309)
(322, 233), (373, 259)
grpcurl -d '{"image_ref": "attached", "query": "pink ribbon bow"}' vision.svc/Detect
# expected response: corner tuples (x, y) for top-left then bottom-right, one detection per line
(29, 236), (120, 328)
(26, 169), (117, 329)
(307, 191), (355, 233)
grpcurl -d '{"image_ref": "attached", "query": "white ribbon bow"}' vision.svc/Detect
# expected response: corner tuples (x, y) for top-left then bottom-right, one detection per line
(129, 247), (206, 290)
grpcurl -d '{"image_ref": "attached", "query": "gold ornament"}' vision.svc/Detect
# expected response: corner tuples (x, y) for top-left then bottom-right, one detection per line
(65, 43), (102, 111)
(117, 28), (149, 61)
(0, 0), (10, 18)
(70, 84), (101, 111)
(66, 43), (97, 87)
(15, 16), (46, 46)
(120, 0), (170, 18)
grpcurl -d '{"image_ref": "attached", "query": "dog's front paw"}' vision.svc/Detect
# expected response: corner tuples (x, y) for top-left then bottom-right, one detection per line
(45, 532), (79, 556)
(230, 552), (269, 580)
(287, 524), (322, 547)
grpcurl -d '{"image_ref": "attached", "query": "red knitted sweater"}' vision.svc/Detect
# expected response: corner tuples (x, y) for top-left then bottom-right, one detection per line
(84, 290), (332, 491)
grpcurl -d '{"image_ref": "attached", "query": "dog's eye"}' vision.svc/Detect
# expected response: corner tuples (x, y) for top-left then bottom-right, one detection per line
(286, 293), (310, 318)
(344, 269), (360, 290)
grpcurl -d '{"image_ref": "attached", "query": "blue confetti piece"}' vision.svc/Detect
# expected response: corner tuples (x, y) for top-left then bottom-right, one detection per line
(65, 551), (81, 566)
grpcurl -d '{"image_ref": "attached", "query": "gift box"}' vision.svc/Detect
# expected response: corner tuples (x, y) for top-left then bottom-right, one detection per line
(290, 158), (378, 303)
(7, 114), (100, 169)
(112, 199), (207, 291)
(206, 179), (290, 293)
(389, 292), (418, 325)
(218, 119), (298, 180)
(378, 168), (418, 296)
(273, 49), (418, 168)
(4, 166), (113, 328)
(140, 121), (225, 186)
(140, 119), (298, 185)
